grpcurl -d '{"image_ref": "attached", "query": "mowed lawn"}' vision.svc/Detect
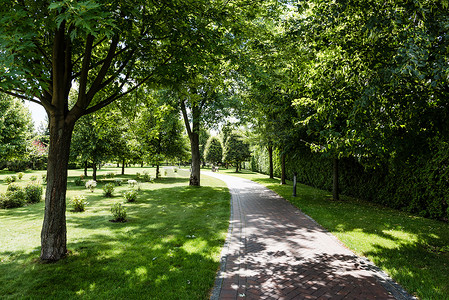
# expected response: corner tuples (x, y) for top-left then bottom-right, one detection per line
(220, 168), (449, 300)
(0, 167), (230, 299)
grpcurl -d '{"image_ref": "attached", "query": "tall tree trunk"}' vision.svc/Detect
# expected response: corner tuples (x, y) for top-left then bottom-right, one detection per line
(121, 158), (125, 175)
(281, 153), (286, 185)
(84, 161), (88, 177)
(181, 100), (200, 186)
(156, 164), (160, 179)
(268, 145), (274, 179)
(333, 158), (339, 201)
(40, 117), (74, 261)
(92, 163), (97, 181)
(235, 163), (239, 173)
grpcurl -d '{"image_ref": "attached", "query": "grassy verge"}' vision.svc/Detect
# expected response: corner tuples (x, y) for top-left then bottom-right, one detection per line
(0, 167), (229, 299)
(219, 168), (449, 299)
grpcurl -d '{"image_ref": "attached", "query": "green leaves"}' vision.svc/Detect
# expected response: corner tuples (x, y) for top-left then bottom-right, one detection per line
(49, 0), (116, 39)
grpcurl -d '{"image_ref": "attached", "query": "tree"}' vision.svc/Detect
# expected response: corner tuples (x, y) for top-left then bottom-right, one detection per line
(223, 132), (251, 172)
(133, 93), (188, 178)
(70, 109), (124, 180)
(0, 93), (33, 162)
(204, 136), (223, 165)
(0, 0), (252, 261)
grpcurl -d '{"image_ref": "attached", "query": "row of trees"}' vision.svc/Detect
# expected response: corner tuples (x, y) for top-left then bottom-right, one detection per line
(0, 0), (281, 261)
(241, 1), (449, 214)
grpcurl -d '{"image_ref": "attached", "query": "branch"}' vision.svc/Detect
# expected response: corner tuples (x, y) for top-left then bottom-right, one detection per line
(84, 52), (173, 115)
(77, 34), (95, 109)
(86, 35), (119, 101)
(0, 88), (42, 105)
(180, 100), (193, 140)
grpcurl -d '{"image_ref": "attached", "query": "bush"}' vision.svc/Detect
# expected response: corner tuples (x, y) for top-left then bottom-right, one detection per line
(30, 175), (38, 181)
(25, 182), (43, 203)
(114, 178), (122, 186)
(106, 172), (115, 178)
(17, 172), (24, 180)
(136, 172), (141, 179)
(1, 188), (26, 209)
(41, 174), (47, 183)
(124, 190), (138, 202)
(142, 170), (153, 182)
(7, 183), (21, 192)
(111, 203), (127, 222)
(70, 195), (87, 212)
(85, 180), (97, 192)
(103, 183), (115, 197)
(5, 175), (17, 184)
(74, 176), (84, 186)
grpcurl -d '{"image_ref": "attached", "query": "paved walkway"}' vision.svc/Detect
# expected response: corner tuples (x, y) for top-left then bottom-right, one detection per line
(206, 172), (415, 300)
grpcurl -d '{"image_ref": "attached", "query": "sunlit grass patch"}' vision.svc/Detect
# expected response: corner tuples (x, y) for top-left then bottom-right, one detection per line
(0, 167), (230, 299)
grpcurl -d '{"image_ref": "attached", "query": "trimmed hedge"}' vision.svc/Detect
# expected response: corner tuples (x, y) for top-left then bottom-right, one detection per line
(247, 144), (449, 221)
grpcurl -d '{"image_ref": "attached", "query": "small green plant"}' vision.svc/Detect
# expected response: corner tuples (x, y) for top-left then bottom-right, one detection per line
(85, 180), (97, 192)
(70, 195), (88, 212)
(103, 183), (115, 197)
(30, 175), (38, 181)
(5, 176), (16, 184)
(163, 169), (167, 176)
(127, 179), (137, 187)
(41, 174), (47, 183)
(2, 186), (26, 209)
(124, 190), (138, 202)
(17, 172), (24, 180)
(7, 183), (21, 192)
(114, 178), (122, 186)
(173, 167), (178, 173)
(24, 182), (43, 203)
(135, 172), (141, 179)
(107, 172), (115, 178)
(110, 203), (127, 222)
(142, 170), (153, 182)
(74, 176), (84, 186)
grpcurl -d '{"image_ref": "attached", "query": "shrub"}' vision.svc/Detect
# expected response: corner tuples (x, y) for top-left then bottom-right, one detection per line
(114, 178), (122, 186)
(25, 182), (43, 203)
(173, 167), (178, 173)
(111, 203), (127, 222)
(136, 172), (141, 179)
(5, 176), (16, 184)
(17, 172), (24, 180)
(30, 175), (38, 181)
(103, 183), (115, 197)
(7, 183), (21, 192)
(127, 179), (137, 187)
(41, 174), (47, 183)
(85, 180), (97, 192)
(107, 172), (115, 178)
(70, 195), (87, 212)
(1, 188), (26, 209)
(74, 176), (84, 186)
(142, 170), (153, 182)
(124, 190), (138, 202)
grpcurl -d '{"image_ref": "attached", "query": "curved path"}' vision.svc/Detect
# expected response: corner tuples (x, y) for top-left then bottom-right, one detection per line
(206, 172), (415, 300)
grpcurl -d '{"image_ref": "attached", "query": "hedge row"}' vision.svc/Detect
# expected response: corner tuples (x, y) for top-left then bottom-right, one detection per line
(246, 144), (449, 221)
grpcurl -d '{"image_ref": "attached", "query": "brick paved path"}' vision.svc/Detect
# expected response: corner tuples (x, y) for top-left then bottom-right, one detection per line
(207, 172), (415, 300)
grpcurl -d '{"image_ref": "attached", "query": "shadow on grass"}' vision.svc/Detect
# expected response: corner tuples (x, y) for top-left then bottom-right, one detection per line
(0, 176), (230, 299)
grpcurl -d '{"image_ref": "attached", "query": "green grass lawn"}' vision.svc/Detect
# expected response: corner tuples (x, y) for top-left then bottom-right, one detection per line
(0, 167), (229, 299)
(219, 168), (449, 300)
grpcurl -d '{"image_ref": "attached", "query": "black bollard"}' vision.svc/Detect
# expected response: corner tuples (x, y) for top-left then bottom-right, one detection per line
(293, 172), (297, 197)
